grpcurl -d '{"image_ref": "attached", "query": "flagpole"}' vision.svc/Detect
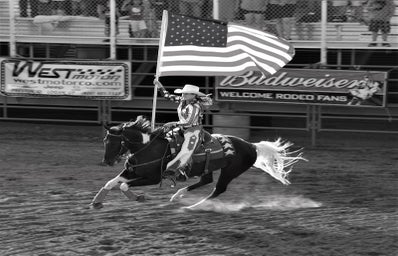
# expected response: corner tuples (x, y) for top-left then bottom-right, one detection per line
(151, 10), (169, 131)
(213, 0), (219, 19)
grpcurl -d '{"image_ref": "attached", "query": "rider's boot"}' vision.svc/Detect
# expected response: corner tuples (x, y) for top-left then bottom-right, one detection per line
(163, 128), (200, 181)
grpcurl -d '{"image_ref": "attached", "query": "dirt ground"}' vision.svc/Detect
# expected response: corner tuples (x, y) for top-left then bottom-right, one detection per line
(0, 121), (397, 256)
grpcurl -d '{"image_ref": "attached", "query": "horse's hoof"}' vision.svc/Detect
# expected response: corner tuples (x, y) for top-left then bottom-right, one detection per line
(90, 202), (103, 209)
(136, 195), (146, 202)
(170, 194), (182, 202)
(181, 206), (195, 211)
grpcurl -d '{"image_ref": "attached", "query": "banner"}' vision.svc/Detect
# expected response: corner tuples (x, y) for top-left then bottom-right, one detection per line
(0, 58), (131, 100)
(216, 69), (387, 107)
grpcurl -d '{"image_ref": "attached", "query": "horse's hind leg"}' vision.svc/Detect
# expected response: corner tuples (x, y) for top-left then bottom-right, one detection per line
(170, 173), (214, 202)
(183, 187), (217, 209)
(184, 170), (234, 209)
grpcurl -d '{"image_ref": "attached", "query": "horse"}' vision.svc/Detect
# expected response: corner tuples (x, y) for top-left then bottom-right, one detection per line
(91, 116), (305, 209)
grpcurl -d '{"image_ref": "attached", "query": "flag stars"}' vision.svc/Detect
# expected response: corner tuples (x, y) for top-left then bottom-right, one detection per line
(165, 14), (228, 47)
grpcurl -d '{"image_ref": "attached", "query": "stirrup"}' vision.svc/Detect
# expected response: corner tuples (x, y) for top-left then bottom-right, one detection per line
(162, 169), (177, 187)
(163, 168), (178, 178)
(178, 169), (189, 180)
(162, 168), (178, 180)
(162, 167), (188, 184)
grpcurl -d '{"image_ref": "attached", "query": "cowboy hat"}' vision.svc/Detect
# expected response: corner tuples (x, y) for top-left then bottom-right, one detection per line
(174, 84), (206, 96)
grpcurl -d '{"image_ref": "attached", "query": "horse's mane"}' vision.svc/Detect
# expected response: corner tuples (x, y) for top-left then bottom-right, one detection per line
(123, 116), (166, 137)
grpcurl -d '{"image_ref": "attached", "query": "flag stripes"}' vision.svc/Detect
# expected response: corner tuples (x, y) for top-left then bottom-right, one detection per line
(157, 12), (295, 77)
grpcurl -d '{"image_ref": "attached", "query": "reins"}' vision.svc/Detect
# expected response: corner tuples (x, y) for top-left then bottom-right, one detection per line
(118, 128), (171, 173)
(108, 126), (173, 185)
(127, 144), (169, 170)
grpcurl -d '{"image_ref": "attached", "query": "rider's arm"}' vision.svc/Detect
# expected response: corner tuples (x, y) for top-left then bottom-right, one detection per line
(154, 79), (181, 103)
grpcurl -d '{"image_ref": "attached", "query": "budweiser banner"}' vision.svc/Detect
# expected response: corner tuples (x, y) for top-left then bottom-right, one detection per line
(216, 69), (387, 107)
(0, 58), (131, 100)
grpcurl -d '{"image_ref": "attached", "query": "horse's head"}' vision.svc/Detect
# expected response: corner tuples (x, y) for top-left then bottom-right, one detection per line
(102, 123), (127, 166)
(102, 116), (153, 166)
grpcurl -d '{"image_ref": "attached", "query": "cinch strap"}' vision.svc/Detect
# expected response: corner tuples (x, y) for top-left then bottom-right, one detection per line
(202, 148), (211, 175)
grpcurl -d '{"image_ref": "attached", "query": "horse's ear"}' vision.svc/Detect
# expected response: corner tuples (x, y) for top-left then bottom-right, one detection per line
(136, 115), (144, 122)
(143, 120), (150, 129)
(104, 124), (122, 135)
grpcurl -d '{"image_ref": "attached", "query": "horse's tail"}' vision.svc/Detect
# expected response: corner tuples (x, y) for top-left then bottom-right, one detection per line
(253, 138), (306, 185)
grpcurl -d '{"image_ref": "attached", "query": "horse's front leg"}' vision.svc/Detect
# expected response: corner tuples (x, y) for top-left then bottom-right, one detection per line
(90, 174), (129, 209)
(119, 181), (144, 202)
(120, 177), (160, 202)
(170, 172), (214, 202)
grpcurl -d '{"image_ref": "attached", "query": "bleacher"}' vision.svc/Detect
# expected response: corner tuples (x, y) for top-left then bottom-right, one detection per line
(8, 17), (159, 45)
(1, 0), (397, 48)
(2, 19), (396, 49)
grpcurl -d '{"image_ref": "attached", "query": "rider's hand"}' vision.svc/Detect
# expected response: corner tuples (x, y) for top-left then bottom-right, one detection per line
(153, 79), (163, 90)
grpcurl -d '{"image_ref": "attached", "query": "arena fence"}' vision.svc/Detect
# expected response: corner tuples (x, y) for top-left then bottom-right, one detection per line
(1, 0), (398, 146)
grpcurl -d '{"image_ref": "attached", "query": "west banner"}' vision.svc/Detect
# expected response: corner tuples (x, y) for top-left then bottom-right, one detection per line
(216, 69), (387, 107)
(0, 58), (131, 100)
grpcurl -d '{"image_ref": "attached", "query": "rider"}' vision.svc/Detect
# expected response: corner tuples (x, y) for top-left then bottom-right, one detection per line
(153, 79), (213, 180)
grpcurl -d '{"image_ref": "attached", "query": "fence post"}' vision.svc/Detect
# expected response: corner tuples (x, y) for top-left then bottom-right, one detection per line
(310, 105), (318, 147)
(100, 0), (117, 128)
(109, 0), (116, 59)
(99, 100), (111, 130)
(320, 0), (328, 65)
(213, 0), (219, 19)
(8, 0), (16, 57)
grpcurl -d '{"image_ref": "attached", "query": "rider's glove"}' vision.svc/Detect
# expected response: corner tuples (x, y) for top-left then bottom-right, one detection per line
(153, 79), (164, 90)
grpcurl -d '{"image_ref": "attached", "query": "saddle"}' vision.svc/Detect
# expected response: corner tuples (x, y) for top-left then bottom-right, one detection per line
(165, 128), (235, 174)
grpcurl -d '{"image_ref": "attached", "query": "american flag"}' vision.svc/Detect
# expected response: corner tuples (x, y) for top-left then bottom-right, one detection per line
(156, 12), (295, 77)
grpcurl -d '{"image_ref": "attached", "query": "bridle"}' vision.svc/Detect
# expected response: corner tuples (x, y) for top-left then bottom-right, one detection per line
(104, 132), (129, 161)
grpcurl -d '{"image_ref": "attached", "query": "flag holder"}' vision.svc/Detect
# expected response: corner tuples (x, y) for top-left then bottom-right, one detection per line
(151, 10), (169, 131)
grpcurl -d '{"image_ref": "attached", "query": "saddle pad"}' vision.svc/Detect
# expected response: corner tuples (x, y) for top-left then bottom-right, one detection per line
(165, 130), (235, 162)
(192, 134), (235, 162)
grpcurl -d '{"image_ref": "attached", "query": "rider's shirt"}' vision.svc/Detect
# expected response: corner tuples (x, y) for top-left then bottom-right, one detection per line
(158, 89), (204, 128)
(177, 101), (203, 127)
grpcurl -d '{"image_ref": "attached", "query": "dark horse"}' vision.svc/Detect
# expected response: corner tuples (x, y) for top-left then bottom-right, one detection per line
(91, 116), (305, 209)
